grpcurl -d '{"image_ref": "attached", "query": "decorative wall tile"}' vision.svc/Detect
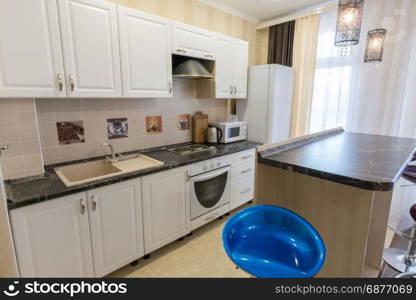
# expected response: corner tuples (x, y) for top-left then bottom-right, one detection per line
(146, 116), (163, 135)
(56, 121), (85, 145)
(177, 114), (190, 131)
(107, 118), (128, 139)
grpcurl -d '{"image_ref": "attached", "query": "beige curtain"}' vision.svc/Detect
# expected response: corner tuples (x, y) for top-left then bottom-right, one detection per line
(291, 14), (320, 137)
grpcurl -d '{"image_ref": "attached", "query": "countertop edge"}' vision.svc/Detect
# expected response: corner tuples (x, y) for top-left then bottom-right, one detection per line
(258, 156), (395, 192)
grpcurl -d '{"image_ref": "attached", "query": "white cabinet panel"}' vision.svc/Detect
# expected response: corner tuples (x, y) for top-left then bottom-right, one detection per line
(172, 22), (215, 60)
(57, 0), (122, 97)
(118, 6), (172, 98)
(231, 176), (254, 210)
(142, 167), (190, 253)
(87, 180), (144, 277)
(10, 193), (93, 277)
(233, 39), (249, 99)
(0, 0), (66, 97)
(215, 35), (234, 98)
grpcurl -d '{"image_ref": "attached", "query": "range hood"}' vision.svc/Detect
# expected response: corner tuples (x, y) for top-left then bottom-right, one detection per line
(172, 56), (214, 79)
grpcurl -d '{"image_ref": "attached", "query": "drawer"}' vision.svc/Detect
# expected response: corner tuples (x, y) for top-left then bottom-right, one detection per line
(231, 161), (254, 182)
(231, 177), (254, 210)
(232, 149), (255, 166)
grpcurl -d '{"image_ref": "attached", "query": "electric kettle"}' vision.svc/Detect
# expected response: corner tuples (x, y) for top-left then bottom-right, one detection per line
(207, 127), (222, 144)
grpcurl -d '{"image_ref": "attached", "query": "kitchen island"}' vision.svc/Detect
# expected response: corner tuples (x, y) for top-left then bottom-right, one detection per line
(255, 128), (416, 277)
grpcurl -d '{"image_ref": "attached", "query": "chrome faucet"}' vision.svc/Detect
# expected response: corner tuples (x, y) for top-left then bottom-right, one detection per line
(101, 142), (122, 163)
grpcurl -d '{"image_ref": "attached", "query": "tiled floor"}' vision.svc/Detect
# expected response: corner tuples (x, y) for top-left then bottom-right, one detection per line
(109, 205), (251, 278)
(109, 203), (390, 278)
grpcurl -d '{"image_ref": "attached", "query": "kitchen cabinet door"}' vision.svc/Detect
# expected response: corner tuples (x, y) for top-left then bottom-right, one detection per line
(172, 22), (215, 60)
(0, 0), (66, 98)
(232, 39), (249, 99)
(142, 167), (190, 253)
(57, 0), (122, 97)
(10, 193), (94, 277)
(215, 35), (234, 99)
(87, 179), (144, 277)
(118, 7), (173, 98)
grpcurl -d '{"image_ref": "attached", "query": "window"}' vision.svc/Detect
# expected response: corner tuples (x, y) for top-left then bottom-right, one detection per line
(309, 10), (353, 133)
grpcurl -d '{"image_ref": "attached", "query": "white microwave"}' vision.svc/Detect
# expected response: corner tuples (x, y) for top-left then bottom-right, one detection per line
(209, 121), (247, 144)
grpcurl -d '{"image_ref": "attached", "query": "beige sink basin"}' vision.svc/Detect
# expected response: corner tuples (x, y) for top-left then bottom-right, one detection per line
(55, 154), (164, 187)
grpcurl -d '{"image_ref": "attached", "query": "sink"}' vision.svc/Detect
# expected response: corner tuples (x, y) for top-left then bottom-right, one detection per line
(55, 154), (164, 187)
(112, 154), (164, 173)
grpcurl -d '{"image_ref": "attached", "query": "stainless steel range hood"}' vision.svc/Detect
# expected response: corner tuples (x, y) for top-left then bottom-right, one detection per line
(173, 58), (214, 79)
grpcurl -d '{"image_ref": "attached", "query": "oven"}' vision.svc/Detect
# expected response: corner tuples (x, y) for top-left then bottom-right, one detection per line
(189, 157), (231, 220)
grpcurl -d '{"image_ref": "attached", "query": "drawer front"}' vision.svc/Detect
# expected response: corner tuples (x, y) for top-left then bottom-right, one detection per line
(233, 149), (255, 166)
(231, 177), (254, 210)
(231, 161), (254, 182)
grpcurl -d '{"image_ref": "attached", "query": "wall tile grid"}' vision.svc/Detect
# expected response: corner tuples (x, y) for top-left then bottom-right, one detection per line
(37, 80), (228, 165)
(0, 99), (44, 180)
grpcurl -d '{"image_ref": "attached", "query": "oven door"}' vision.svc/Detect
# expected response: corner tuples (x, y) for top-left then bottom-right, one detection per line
(190, 166), (230, 220)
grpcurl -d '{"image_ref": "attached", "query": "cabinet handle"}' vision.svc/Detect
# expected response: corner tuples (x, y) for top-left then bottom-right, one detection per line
(57, 73), (63, 91)
(241, 168), (251, 175)
(234, 86), (237, 95)
(230, 85), (234, 96)
(205, 213), (219, 222)
(80, 198), (86, 215)
(168, 81), (173, 93)
(176, 49), (186, 54)
(204, 54), (213, 59)
(240, 188), (251, 195)
(241, 155), (252, 160)
(91, 196), (97, 211)
(69, 74), (75, 92)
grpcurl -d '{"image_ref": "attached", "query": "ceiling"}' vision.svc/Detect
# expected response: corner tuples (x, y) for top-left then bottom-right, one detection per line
(198, 0), (331, 23)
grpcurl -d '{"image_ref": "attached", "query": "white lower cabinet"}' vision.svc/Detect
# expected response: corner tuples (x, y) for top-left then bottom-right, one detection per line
(141, 167), (190, 254)
(10, 193), (94, 277)
(230, 149), (256, 210)
(87, 180), (144, 277)
(10, 179), (144, 277)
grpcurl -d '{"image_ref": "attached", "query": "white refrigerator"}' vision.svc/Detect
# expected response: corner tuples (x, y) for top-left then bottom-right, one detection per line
(236, 64), (294, 144)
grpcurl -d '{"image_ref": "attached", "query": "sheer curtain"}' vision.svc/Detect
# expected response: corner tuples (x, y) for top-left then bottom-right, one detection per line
(346, 0), (416, 138)
(291, 14), (320, 137)
(309, 10), (353, 133)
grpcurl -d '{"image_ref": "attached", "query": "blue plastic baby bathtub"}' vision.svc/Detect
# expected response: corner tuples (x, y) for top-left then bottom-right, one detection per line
(222, 205), (326, 278)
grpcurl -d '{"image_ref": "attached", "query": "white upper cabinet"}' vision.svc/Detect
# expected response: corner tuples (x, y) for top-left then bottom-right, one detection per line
(215, 35), (234, 99)
(233, 39), (249, 99)
(0, 0), (66, 98)
(172, 22), (215, 60)
(118, 7), (173, 98)
(10, 193), (94, 277)
(57, 0), (122, 97)
(87, 180), (144, 277)
(214, 36), (249, 99)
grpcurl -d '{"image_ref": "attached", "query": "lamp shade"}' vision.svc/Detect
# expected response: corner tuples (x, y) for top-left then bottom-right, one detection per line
(335, 0), (364, 47)
(364, 29), (387, 63)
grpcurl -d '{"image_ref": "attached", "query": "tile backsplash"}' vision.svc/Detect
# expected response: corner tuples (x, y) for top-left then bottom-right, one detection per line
(0, 99), (44, 180)
(36, 80), (228, 166)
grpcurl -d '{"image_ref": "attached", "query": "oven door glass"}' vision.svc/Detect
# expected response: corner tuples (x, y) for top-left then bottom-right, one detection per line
(194, 172), (228, 208)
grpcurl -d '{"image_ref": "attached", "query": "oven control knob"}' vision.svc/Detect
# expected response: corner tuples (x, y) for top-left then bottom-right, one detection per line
(217, 162), (220, 167)
(203, 166), (207, 171)
(211, 164), (214, 169)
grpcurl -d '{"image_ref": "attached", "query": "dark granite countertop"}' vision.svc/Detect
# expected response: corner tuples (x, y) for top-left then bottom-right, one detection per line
(6, 141), (260, 210)
(258, 130), (416, 191)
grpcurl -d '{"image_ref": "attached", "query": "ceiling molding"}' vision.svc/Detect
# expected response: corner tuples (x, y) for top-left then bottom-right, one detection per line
(196, 0), (260, 24)
(257, 0), (338, 29)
